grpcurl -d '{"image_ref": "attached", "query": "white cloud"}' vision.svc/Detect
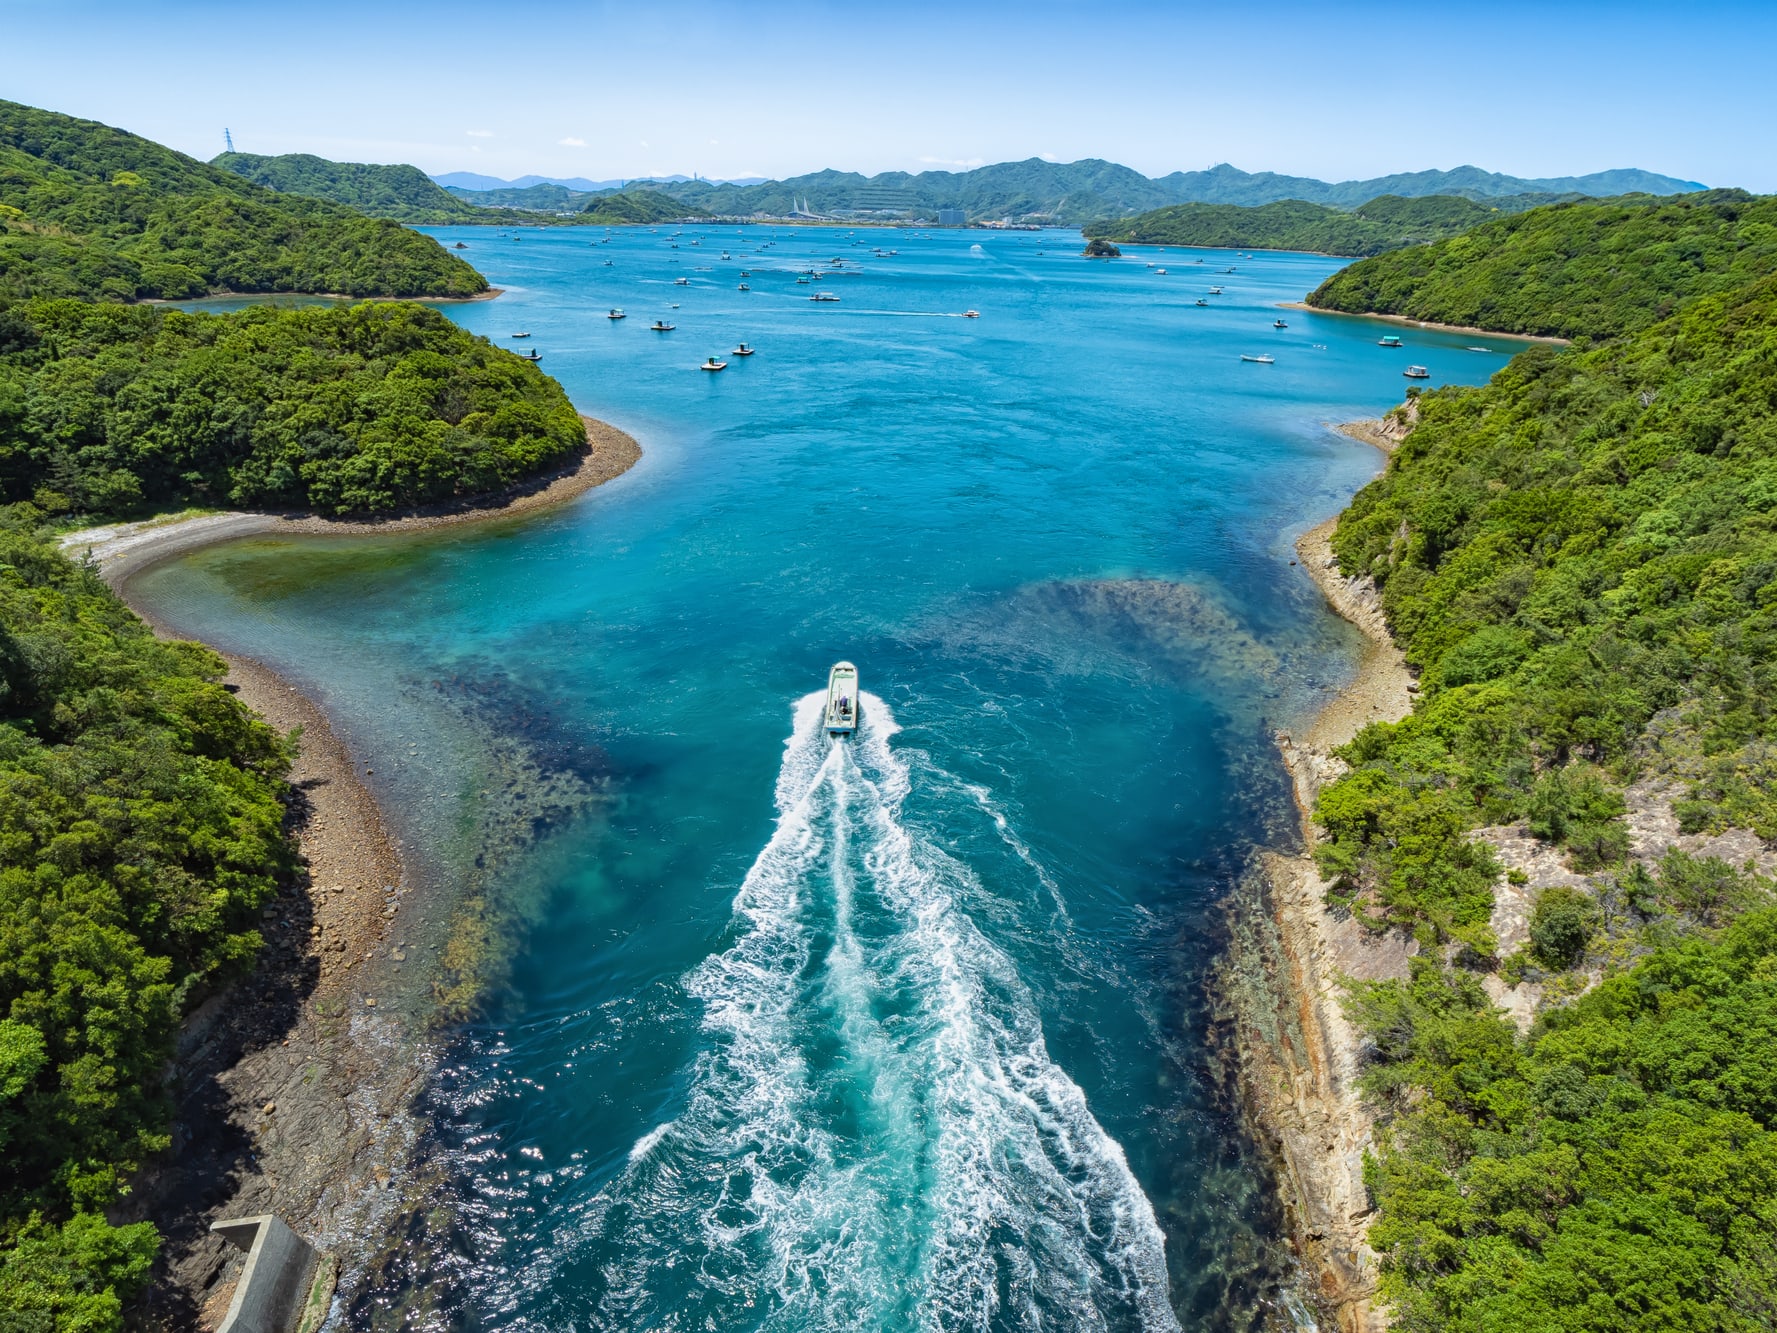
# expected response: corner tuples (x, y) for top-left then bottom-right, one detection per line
(560, 136), (587, 147)
(919, 156), (984, 169)
(465, 129), (494, 138)
(640, 139), (650, 149)
(1039, 151), (1060, 162)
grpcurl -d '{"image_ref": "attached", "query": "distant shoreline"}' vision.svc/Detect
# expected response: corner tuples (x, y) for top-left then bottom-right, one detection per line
(1277, 301), (1570, 344)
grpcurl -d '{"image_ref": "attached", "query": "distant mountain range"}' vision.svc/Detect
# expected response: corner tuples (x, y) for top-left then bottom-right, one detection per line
(434, 159), (1707, 226)
(432, 171), (770, 192)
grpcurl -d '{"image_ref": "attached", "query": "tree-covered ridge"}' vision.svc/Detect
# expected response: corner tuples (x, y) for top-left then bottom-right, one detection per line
(1351, 902), (1777, 1331)
(1316, 275), (1777, 945)
(1084, 194), (1523, 257)
(1306, 189), (1777, 338)
(1, 299), (586, 517)
(213, 151), (497, 224)
(579, 189), (685, 225)
(490, 160), (1695, 227)
(0, 100), (486, 301)
(0, 524), (292, 1325)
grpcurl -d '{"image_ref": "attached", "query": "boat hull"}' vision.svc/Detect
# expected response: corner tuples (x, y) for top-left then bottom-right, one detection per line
(825, 662), (860, 735)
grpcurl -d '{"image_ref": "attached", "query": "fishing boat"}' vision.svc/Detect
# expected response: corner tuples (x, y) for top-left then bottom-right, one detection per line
(963, 310), (980, 318)
(674, 277), (690, 286)
(603, 259), (614, 267)
(738, 283), (750, 291)
(701, 357), (728, 372)
(825, 661), (860, 736)
(1467, 346), (1493, 353)
(1209, 286), (1224, 295)
(1378, 335), (1404, 347)
(1156, 268), (1167, 275)
(521, 350), (542, 362)
(810, 292), (840, 302)
(1195, 298), (1208, 307)
(510, 331), (532, 339)
(608, 308), (626, 320)
(733, 343), (756, 356)
(651, 320), (675, 331)
(796, 277), (810, 284)
(1273, 319), (1288, 328)
(1240, 354), (1275, 364)
(1404, 365), (1431, 379)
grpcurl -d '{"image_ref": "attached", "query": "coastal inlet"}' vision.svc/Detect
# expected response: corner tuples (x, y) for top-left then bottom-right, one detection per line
(131, 224), (1519, 1328)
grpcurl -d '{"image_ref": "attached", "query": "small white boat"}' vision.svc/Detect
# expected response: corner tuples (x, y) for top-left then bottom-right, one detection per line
(1156, 268), (1167, 275)
(651, 320), (675, 331)
(511, 331), (532, 339)
(1378, 335), (1404, 347)
(1208, 286), (1224, 295)
(1404, 365), (1431, 379)
(1241, 354), (1275, 364)
(810, 292), (840, 302)
(1195, 298), (1208, 307)
(738, 283), (750, 291)
(607, 308), (626, 320)
(701, 357), (728, 372)
(674, 277), (690, 286)
(733, 343), (756, 356)
(1273, 319), (1288, 328)
(521, 349), (542, 362)
(963, 310), (980, 318)
(825, 662), (860, 736)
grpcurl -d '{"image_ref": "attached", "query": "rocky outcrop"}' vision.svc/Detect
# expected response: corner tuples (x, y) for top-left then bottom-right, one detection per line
(1223, 515), (1417, 1332)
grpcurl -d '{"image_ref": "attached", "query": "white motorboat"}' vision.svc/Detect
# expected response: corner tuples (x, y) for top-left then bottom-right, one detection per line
(825, 662), (860, 736)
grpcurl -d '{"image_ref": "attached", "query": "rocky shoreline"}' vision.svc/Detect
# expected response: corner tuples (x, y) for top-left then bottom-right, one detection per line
(1221, 424), (1415, 1332)
(65, 415), (640, 1329)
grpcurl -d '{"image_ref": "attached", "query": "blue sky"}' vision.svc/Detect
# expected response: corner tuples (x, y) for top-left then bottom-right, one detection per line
(4, 0), (1772, 189)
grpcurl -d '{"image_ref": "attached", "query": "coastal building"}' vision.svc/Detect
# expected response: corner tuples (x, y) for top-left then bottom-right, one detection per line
(936, 208), (966, 227)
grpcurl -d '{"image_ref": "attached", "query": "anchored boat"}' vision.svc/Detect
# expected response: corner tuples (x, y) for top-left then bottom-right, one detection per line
(825, 662), (860, 736)
(1240, 354), (1275, 364)
(1404, 365), (1431, 379)
(1378, 335), (1404, 347)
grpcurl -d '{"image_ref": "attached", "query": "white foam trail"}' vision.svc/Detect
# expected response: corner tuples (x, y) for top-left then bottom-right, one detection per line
(533, 691), (1178, 1330)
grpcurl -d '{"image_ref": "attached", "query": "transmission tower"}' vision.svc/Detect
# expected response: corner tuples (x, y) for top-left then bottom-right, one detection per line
(224, 128), (235, 153)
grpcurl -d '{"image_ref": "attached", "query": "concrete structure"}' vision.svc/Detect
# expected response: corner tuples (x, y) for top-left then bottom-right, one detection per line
(211, 1215), (320, 1333)
(936, 208), (966, 227)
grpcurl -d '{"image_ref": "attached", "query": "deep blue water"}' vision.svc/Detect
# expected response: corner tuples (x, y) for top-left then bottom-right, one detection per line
(137, 226), (1518, 1330)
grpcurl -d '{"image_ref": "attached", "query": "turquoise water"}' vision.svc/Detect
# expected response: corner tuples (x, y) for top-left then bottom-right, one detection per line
(133, 226), (1518, 1329)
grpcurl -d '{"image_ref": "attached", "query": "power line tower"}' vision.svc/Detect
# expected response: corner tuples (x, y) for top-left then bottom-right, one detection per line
(224, 128), (235, 153)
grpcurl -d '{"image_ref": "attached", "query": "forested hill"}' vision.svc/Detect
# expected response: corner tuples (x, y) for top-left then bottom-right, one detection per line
(1307, 189), (1777, 338)
(1311, 256), (1777, 1325)
(0, 300), (586, 516)
(1083, 193), (1577, 257)
(213, 151), (496, 224)
(0, 100), (486, 301)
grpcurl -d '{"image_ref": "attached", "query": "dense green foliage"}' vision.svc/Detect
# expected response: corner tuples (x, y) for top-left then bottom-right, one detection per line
(1085, 194), (1505, 257)
(0, 298), (585, 517)
(0, 100), (486, 301)
(1349, 893), (1777, 1332)
(1307, 190), (1777, 337)
(579, 189), (686, 225)
(1316, 276), (1777, 943)
(0, 524), (294, 1323)
(213, 151), (497, 224)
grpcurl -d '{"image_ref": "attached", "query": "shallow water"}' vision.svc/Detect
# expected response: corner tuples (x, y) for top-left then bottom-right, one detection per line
(132, 225), (1517, 1329)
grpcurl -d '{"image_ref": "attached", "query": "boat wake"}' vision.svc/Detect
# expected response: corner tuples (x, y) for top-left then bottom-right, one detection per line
(539, 692), (1179, 1331)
